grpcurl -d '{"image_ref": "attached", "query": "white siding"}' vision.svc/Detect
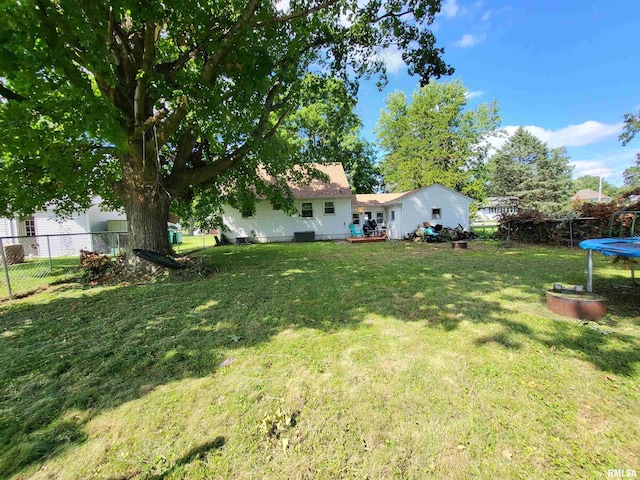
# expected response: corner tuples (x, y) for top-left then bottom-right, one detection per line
(31, 212), (93, 257)
(400, 185), (472, 238)
(0, 218), (18, 237)
(0, 204), (126, 258)
(223, 197), (352, 242)
(386, 206), (403, 240)
(86, 204), (126, 232)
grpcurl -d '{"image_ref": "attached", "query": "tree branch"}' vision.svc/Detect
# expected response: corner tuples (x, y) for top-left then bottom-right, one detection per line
(165, 80), (295, 192)
(133, 22), (157, 126)
(155, 46), (199, 82)
(375, 9), (413, 23)
(0, 82), (26, 102)
(152, 104), (189, 148)
(132, 107), (169, 138)
(171, 128), (199, 174)
(201, 0), (262, 84)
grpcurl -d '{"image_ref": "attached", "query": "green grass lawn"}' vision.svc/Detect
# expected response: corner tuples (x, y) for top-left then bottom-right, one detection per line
(0, 256), (81, 300)
(173, 234), (219, 254)
(471, 224), (498, 239)
(1, 241), (638, 479)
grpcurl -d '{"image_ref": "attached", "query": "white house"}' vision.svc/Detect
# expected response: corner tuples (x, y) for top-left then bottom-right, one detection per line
(222, 163), (354, 243)
(475, 196), (519, 223)
(352, 184), (474, 240)
(0, 199), (126, 257)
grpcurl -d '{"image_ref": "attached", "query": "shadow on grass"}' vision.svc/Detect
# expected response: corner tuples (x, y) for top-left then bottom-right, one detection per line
(0, 241), (638, 476)
(145, 436), (226, 480)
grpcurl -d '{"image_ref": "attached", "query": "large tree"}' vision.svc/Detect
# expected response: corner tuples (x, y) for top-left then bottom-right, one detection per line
(0, 0), (453, 254)
(375, 79), (500, 198)
(284, 77), (381, 194)
(487, 127), (573, 213)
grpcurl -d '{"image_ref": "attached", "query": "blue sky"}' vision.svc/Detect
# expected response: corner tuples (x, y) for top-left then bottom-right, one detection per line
(356, 0), (640, 186)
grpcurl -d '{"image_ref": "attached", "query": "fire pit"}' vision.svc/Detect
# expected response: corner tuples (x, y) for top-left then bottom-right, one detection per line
(546, 285), (606, 320)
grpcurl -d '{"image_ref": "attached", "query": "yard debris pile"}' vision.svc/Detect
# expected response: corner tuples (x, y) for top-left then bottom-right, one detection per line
(406, 222), (478, 243)
(78, 249), (217, 286)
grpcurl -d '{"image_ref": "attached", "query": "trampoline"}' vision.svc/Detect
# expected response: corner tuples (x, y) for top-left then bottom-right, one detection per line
(578, 211), (640, 292)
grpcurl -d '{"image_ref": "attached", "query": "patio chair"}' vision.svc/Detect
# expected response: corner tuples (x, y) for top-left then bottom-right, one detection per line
(349, 223), (364, 238)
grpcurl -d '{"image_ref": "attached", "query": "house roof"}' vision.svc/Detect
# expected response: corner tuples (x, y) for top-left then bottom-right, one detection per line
(352, 184), (474, 207)
(351, 192), (406, 206)
(281, 163), (353, 199)
(572, 189), (611, 202)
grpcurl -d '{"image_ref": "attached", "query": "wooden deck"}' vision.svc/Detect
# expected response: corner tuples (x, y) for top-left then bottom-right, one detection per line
(345, 236), (387, 243)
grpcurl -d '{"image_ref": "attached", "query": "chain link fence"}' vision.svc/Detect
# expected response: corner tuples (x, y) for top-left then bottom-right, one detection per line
(0, 232), (127, 300)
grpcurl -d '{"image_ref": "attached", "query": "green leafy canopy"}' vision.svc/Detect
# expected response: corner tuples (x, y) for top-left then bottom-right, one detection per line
(375, 79), (500, 199)
(0, 0), (452, 232)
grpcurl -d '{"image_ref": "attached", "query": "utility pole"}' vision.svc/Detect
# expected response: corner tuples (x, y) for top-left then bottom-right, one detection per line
(598, 175), (603, 201)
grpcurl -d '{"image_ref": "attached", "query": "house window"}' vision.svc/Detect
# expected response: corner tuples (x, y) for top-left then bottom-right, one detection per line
(324, 201), (335, 215)
(376, 212), (384, 225)
(301, 202), (313, 218)
(241, 207), (254, 218)
(352, 213), (360, 225)
(391, 211), (395, 221)
(24, 217), (36, 237)
(432, 208), (441, 220)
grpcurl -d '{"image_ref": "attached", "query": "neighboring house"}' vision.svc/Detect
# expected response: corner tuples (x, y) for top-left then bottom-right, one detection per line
(351, 184), (474, 240)
(0, 199), (126, 257)
(222, 163), (353, 243)
(572, 189), (612, 203)
(475, 196), (519, 223)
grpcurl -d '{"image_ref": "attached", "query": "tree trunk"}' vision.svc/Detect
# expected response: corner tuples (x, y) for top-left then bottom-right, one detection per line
(121, 177), (173, 256)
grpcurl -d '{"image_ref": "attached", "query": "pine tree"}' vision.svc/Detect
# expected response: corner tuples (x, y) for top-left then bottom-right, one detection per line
(487, 128), (573, 213)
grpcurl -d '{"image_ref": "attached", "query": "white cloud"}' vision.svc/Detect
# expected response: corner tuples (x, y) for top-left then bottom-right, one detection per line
(570, 149), (638, 185)
(374, 47), (405, 75)
(454, 33), (486, 48)
(570, 160), (615, 179)
(466, 90), (485, 100)
(481, 10), (492, 21)
(501, 121), (624, 148)
(440, 0), (461, 18)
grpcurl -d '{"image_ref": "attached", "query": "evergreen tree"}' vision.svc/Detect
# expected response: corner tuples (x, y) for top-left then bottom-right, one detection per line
(488, 127), (547, 197)
(487, 128), (573, 213)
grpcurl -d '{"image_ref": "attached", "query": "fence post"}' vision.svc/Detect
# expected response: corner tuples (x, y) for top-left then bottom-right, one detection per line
(0, 238), (13, 300)
(569, 220), (573, 248)
(46, 235), (53, 272)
